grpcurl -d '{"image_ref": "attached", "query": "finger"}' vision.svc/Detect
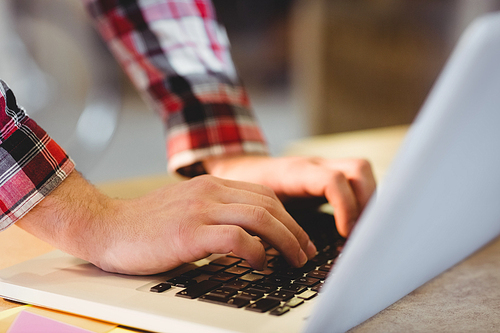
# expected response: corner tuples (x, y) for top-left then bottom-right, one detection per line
(286, 158), (375, 231)
(194, 225), (267, 270)
(320, 159), (376, 209)
(207, 203), (309, 267)
(214, 176), (283, 204)
(323, 171), (359, 237)
(283, 163), (360, 237)
(215, 187), (316, 259)
(185, 175), (316, 261)
(264, 158), (360, 236)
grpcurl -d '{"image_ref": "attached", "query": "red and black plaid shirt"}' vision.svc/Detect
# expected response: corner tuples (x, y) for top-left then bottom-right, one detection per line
(0, 81), (74, 230)
(0, 0), (267, 229)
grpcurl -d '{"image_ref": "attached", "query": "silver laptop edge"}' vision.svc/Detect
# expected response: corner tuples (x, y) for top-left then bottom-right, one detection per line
(306, 12), (500, 333)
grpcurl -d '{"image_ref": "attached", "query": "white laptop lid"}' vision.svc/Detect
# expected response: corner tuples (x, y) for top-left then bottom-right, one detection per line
(305, 12), (500, 333)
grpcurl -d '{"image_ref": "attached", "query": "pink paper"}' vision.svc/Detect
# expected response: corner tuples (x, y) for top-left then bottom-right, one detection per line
(8, 311), (94, 333)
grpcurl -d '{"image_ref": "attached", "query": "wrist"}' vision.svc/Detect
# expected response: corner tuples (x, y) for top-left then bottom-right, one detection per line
(203, 154), (269, 178)
(17, 171), (115, 266)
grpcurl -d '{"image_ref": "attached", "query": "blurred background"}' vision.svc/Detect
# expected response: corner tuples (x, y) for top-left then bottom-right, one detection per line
(1, 0), (499, 183)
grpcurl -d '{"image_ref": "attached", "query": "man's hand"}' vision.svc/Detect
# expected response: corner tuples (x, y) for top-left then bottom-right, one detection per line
(204, 155), (376, 237)
(17, 171), (316, 275)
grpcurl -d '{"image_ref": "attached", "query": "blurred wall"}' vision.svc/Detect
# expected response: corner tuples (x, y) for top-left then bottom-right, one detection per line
(215, 0), (500, 136)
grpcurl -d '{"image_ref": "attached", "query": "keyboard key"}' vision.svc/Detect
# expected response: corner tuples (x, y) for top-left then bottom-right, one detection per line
(211, 257), (241, 267)
(274, 269), (304, 279)
(285, 297), (304, 308)
(206, 287), (238, 300)
(311, 282), (324, 292)
(322, 249), (339, 260)
(267, 257), (287, 269)
(237, 261), (253, 268)
(199, 294), (231, 304)
(224, 266), (252, 276)
(297, 290), (317, 300)
(306, 270), (328, 280)
(180, 270), (202, 279)
(310, 255), (328, 266)
(267, 290), (295, 301)
(240, 273), (264, 282)
(226, 296), (251, 308)
(226, 253), (243, 259)
(264, 276), (292, 286)
(166, 277), (197, 288)
(197, 264), (226, 275)
(209, 272), (237, 282)
(223, 280), (250, 290)
(247, 283), (278, 294)
(246, 298), (281, 313)
(281, 284), (308, 294)
(294, 277), (320, 287)
(269, 306), (290, 316)
(297, 261), (317, 273)
(150, 283), (171, 293)
(239, 289), (265, 300)
(318, 263), (333, 272)
(176, 280), (222, 299)
(252, 267), (274, 276)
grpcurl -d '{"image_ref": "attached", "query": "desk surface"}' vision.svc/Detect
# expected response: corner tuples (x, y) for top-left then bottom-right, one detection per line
(1, 125), (500, 332)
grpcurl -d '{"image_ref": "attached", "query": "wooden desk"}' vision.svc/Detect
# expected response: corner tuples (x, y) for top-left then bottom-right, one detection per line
(2, 125), (500, 332)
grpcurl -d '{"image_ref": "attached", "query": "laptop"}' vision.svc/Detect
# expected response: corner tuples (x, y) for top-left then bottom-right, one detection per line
(2, 12), (500, 333)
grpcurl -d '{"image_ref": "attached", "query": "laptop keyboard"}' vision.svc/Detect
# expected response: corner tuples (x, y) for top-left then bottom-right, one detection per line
(149, 208), (344, 316)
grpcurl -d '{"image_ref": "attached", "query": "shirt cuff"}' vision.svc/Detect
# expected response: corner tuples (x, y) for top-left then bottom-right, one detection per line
(0, 117), (75, 231)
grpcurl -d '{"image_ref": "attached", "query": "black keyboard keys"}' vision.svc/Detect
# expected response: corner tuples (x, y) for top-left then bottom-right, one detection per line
(209, 272), (237, 282)
(167, 276), (197, 288)
(154, 229), (344, 317)
(150, 283), (171, 293)
(281, 284), (308, 294)
(285, 297), (304, 308)
(269, 306), (290, 316)
(267, 290), (295, 301)
(176, 280), (222, 299)
(225, 296), (250, 308)
(239, 289), (265, 300)
(197, 264), (225, 275)
(294, 277), (320, 287)
(223, 280), (249, 290)
(297, 290), (318, 300)
(306, 270), (328, 280)
(199, 287), (238, 303)
(246, 298), (281, 313)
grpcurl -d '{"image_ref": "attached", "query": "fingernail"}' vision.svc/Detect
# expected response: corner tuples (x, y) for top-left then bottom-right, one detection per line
(306, 240), (317, 259)
(298, 249), (308, 266)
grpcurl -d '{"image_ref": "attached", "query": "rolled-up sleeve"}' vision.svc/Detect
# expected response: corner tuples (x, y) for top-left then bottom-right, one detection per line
(0, 80), (74, 231)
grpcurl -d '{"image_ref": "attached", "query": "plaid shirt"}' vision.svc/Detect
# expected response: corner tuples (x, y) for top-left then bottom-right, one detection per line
(0, 81), (74, 230)
(0, 0), (267, 229)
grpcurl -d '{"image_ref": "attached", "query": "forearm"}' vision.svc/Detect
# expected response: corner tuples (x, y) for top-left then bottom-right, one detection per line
(16, 171), (114, 268)
(83, 0), (268, 176)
